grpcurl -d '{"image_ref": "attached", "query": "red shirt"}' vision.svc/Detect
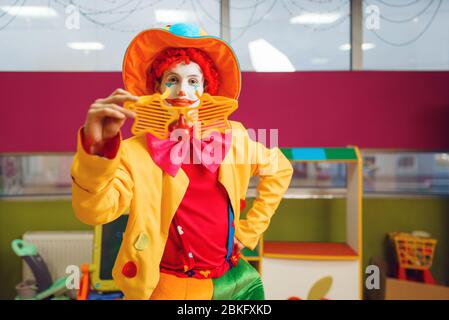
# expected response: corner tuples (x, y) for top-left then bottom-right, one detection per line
(159, 160), (237, 279)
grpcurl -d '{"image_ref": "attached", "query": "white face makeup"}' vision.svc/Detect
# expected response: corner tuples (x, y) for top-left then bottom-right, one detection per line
(160, 61), (204, 108)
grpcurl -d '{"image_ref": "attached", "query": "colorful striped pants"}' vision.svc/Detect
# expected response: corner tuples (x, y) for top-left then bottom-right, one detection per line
(150, 259), (265, 300)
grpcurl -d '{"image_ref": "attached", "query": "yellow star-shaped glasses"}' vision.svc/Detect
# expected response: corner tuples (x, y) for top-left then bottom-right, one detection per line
(124, 89), (238, 139)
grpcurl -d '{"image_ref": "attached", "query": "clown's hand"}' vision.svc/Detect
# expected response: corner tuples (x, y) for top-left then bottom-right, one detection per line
(84, 88), (138, 155)
(234, 237), (245, 251)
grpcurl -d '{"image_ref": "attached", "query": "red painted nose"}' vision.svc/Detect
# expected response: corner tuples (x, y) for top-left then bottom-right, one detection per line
(178, 90), (186, 97)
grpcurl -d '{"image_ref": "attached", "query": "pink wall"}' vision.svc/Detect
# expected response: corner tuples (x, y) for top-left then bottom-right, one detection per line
(236, 72), (449, 150)
(1, 71), (448, 152)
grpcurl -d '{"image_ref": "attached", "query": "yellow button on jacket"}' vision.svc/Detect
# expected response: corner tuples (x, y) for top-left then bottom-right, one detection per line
(71, 120), (293, 299)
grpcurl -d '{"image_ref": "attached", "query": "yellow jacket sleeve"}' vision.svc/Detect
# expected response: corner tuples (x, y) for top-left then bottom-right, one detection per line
(235, 129), (294, 250)
(71, 129), (134, 226)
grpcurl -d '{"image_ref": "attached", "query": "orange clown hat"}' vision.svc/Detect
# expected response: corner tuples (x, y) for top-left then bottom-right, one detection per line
(122, 23), (241, 99)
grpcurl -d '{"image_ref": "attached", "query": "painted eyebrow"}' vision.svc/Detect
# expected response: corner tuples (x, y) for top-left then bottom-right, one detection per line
(165, 73), (202, 79)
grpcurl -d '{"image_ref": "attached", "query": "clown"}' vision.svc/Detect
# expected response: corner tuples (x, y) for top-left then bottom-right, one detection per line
(71, 23), (293, 300)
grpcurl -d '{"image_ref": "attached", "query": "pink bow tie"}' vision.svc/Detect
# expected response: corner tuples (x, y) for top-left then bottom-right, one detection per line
(145, 129), (232, 177)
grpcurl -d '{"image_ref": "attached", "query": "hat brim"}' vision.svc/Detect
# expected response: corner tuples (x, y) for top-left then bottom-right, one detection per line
(122, 29), (241, 99)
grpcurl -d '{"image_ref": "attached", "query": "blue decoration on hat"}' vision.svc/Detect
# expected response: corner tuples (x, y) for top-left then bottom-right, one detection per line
(168, 23), (201, 38)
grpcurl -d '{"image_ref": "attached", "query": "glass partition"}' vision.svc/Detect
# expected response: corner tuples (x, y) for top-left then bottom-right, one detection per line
(249, 150), (449, 197)
(1, 150), (448, 198)
(0, 154), (73, 197)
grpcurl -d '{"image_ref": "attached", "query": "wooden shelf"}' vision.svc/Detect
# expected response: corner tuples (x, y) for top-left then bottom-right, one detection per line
(263, 241), (359, 261)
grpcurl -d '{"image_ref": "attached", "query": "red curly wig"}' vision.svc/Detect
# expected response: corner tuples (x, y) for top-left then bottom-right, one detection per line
(148, 47), (220, 95)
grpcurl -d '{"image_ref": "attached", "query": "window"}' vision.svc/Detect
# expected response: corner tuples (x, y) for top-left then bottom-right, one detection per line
(0, 155), (73, 197)
(362, 151), (449, 195)
(363, 0), (449, 70)
(229, 0), (351, 71)
(0, 0), (220, 71)
(248, 150), (449, 197)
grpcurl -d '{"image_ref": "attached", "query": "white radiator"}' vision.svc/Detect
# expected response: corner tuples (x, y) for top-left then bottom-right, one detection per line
(22, 231), (93, 282)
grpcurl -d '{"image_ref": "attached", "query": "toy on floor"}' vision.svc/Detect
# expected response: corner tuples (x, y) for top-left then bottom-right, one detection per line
(77, 263), (92, 300)
(77, 263), (123, 300)
(388, 231), (437, 284)
(11, 239), (72, 300)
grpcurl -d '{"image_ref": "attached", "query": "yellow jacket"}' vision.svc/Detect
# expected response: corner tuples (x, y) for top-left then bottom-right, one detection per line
(71, 120), (293, 299)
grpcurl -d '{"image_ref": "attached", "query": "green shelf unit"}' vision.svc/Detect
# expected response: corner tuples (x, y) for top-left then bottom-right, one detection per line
(280, 147), (358, 162)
